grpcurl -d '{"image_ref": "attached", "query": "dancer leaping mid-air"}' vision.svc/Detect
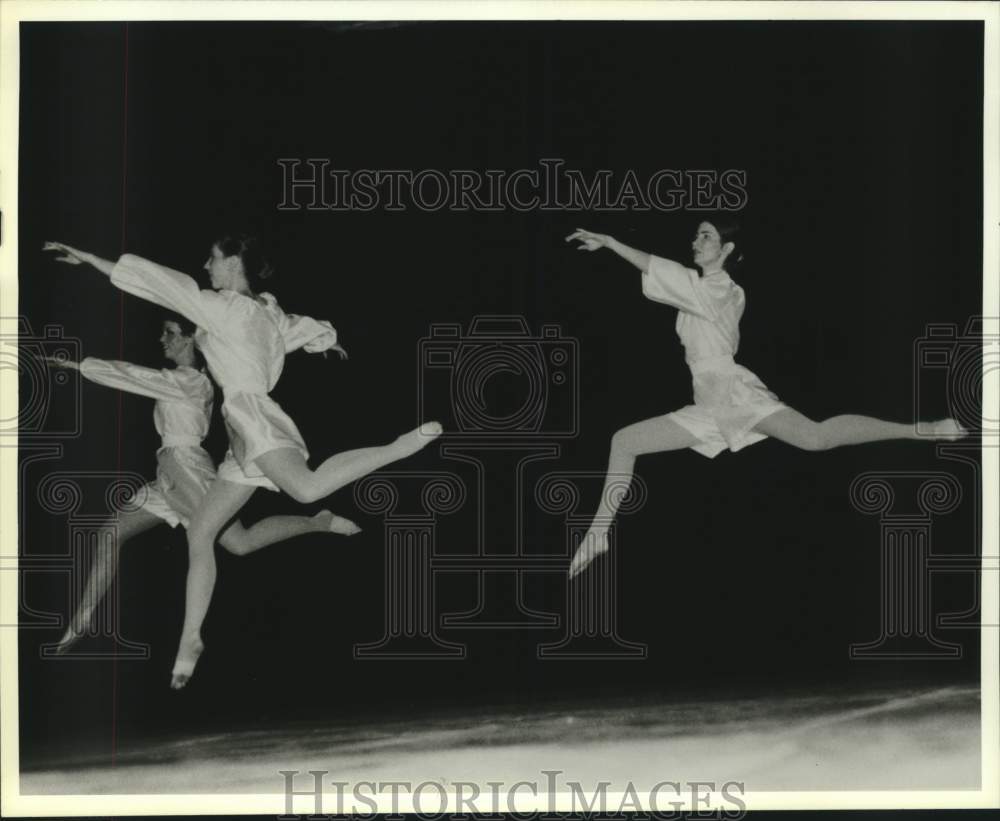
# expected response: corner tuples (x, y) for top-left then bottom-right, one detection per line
(43, 314), (360, 655)
(563, 217), (967, 579)
(45, 237), (442, 688)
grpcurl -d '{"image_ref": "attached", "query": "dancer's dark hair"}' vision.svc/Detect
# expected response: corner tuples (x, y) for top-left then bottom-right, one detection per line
(164, 312), (207, 370)
(700, 212), (744, 274)
(213, 232), (275, 290)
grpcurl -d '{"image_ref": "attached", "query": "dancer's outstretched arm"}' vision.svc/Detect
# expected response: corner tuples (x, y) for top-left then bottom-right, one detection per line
(565, 228), (651, 270)
(42, 242), (116, 276)
(45, 242), (222, 332)
(45, 354), (185, 400)
(565, 228), (712, 318)
(46, 355), (193, 402)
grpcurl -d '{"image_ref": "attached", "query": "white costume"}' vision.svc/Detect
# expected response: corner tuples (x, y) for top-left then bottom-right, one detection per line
(80, 357), (216, 527)
(642, 255), (786, 458)
(110, 255), (338, 489)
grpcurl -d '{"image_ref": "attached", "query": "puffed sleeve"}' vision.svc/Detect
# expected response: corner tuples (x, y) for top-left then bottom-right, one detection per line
(278, 311), (339, 354)
(641, 255), (714, 320)
(111, 254), (224, 332)
(80, 358), (187, 401)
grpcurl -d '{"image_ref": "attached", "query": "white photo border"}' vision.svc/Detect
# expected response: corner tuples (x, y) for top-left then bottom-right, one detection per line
(1, 0), (997, 815)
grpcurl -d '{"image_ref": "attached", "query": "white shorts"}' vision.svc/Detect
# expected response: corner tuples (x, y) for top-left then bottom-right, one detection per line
(669, 361), (787, 459)
(128, 446), (216, 528)
(218, 392), (310, 491)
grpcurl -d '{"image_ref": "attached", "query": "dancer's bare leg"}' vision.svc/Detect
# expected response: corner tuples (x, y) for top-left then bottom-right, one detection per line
(54, 508), (163, 655)
(753, 408), (968, 450)
(570, 415), (698, 578)
(171, 479), (255, 690)
(218, 510), (361, 557)
(255, 422), (443, 504)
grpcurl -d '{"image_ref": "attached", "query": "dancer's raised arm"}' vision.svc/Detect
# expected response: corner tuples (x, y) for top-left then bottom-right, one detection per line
(565, 228), (651, 271)
(46, 242), (224, 333)
(112, 255), (224, 333)
(45, 355), (192, 401)
(565, 228), (714, 319)
(78, 357), (195, 402)
(43, 242), (115, 277)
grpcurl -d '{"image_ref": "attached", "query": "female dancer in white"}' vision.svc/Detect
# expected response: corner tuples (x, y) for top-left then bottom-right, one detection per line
(564, 219), (967, 579)
(44, 237), (442, 688)
(45, 315), (360, 655)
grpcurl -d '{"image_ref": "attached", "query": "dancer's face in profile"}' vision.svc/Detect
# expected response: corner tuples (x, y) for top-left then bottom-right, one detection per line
(160, 321), (195, 366)
(203, 244), (240, 290)
(691, 222), (733, 273)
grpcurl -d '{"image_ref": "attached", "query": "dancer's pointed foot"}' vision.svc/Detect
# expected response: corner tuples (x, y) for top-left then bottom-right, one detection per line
(170, 634), (204, 691)
(395, 422), (443, 457)
(313, 509), (362, 536)
(53, 623), (86, 656)
(929, 418), (970, 441)
(569, 531), (609, 579)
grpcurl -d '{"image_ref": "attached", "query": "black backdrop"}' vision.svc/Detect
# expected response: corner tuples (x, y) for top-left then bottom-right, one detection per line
(17, 21), (983, 759)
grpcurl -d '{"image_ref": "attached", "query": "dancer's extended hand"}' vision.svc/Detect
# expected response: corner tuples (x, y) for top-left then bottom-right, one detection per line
(43, 241), (86, 265)
(321, 344), (348, 361)
(41, 355), (80, 370)
(565, 228), (612, 251)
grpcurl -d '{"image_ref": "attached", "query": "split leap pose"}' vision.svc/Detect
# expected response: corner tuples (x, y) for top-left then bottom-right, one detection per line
(45, 237), (442, 687)
(564, 218), (967, 578)
(45, 315), (360, 655)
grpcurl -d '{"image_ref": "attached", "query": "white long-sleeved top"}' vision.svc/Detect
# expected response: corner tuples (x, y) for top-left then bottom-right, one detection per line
(641, 255), (745, 367)
(79, 357), (213, 448)
(109, 254), (338, 397)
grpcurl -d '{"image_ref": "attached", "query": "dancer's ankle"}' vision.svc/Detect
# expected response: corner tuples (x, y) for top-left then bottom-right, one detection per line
(179, 630), (204, 651)
(395, 422), (443, 455)
(929, 418), (968, 441)
(586, 526), (609, 542)
(70, 611), (92, 635)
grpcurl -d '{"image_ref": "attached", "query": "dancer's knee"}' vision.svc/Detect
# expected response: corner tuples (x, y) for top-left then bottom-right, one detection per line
(610, 428), (636, 457)
(218, 532), (250, 556)
(258, 450), (324, 503)
(279, 477), (322, 505)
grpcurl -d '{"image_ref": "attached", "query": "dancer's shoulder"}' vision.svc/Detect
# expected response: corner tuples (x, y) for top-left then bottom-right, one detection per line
(170, 366), (214, 400)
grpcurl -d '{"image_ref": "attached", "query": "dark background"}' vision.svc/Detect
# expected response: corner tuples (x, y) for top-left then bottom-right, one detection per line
(17, 21), (984, 761)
